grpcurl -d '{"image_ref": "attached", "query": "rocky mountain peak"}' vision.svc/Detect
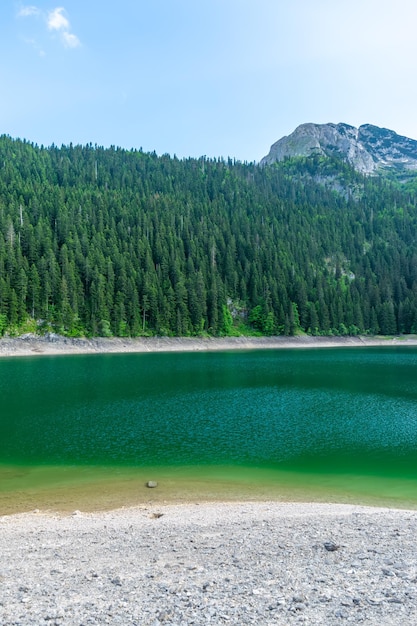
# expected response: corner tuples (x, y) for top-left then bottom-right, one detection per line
(261, 122), (417, 174)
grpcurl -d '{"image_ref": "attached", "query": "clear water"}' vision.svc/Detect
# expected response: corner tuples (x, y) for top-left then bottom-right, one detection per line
(1, 347), (417, 511)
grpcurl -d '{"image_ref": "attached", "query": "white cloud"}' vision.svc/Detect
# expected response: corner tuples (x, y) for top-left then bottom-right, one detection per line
(47, 7), (70, 32)
(47, 7), (82, 48)
(16, 5), (81, 50)
(17, 5), (40, 18)
(62, 31), (81, 49)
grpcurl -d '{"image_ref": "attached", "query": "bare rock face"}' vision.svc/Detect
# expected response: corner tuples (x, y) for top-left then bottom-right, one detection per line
(261, 122), (417, 174)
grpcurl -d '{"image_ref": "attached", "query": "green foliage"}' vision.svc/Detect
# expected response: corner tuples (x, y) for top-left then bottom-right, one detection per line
(220, 305), (236, 336)
(263, 311), (275, 336)
(0, 136), (416, 338)
(249, 305), (264, 331)
(0, 314), (7, 336)
(249, 303), (277, 335)
(99, 319), (113, 337)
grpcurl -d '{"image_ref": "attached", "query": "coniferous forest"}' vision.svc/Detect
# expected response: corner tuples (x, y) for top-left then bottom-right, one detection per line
(1, 135), (417, 338)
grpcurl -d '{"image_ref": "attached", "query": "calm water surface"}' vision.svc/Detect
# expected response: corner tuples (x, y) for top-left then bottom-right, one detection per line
(1, 347), (417, 510)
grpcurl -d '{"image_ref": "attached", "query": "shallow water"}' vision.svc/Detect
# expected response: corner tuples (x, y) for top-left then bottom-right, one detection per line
(1, 347), (417, 512)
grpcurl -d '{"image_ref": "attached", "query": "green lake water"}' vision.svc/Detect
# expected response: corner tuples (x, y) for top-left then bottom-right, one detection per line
(1, 347), (417, 512)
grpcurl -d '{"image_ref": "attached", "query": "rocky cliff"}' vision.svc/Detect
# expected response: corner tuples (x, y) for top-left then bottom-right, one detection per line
(261, 123), (417, 174)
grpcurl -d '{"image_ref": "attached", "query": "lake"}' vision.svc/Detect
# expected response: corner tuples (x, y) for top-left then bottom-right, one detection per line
(1, 347), (417, 513)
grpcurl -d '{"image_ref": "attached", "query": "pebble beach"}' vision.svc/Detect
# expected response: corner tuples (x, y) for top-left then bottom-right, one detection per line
(1, 501), (417, 625)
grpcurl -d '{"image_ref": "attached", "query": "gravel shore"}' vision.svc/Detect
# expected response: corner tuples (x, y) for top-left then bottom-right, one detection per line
(1, 333), (417, 358)
(1, 502), (417, 625)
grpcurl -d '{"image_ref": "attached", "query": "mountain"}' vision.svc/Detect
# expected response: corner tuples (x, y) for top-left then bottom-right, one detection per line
(260, 123), (417, 174)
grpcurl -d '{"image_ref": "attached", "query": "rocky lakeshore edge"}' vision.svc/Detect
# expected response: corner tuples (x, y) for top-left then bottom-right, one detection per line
(1, 501), (417, 625)
(1, 333), (417, 357)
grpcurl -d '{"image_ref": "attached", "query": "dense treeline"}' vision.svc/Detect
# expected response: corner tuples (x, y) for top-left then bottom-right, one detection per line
(0, 135), (417, 337)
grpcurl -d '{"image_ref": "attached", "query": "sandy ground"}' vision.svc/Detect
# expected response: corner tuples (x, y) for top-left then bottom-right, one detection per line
(1, 333), (417, 358)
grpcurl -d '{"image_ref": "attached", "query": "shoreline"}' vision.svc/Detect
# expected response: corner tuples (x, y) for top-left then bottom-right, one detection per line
(1, 332), (417, 358)
(1, 501), (417, 624)
(3, 461), (417, 517)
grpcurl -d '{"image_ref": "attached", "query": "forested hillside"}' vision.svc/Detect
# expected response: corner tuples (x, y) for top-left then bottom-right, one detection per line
(0, 135), (417, 337)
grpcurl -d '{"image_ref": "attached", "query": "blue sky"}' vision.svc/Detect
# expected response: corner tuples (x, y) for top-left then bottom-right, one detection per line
(2, 0), (417, 161)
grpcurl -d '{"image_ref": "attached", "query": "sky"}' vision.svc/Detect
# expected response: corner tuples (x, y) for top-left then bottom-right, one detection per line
(1, 0), (417, 162)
